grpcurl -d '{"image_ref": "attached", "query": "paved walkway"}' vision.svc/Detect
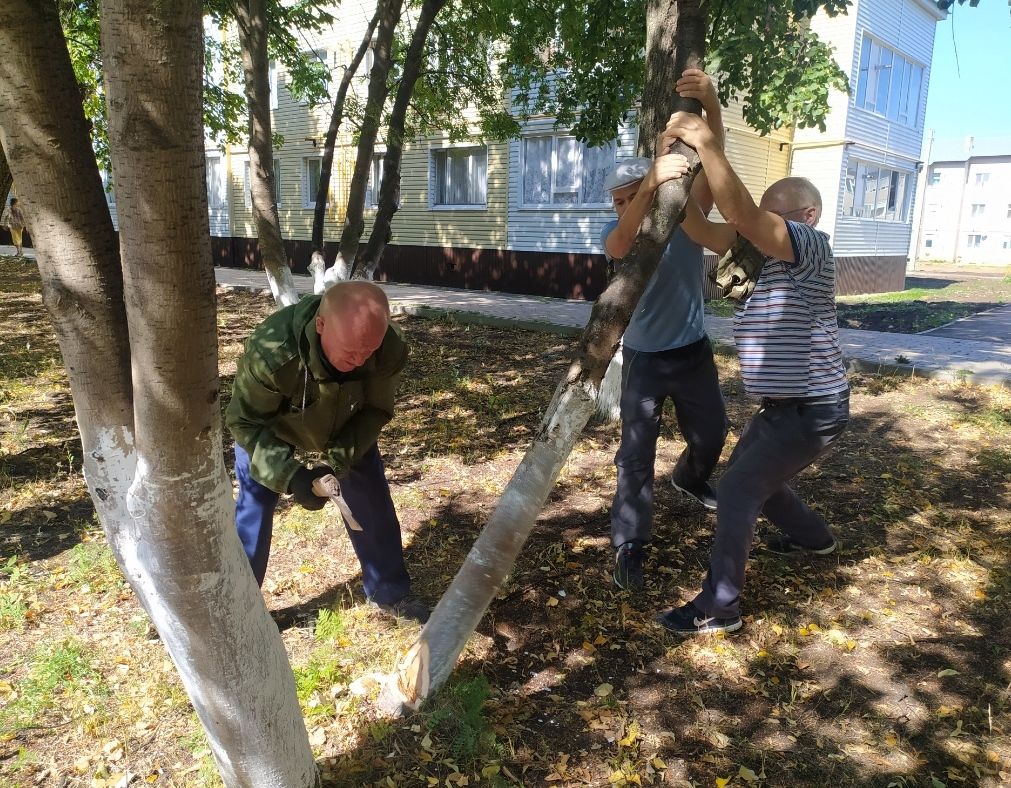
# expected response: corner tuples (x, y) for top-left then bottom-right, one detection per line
(921, 303), (1011, 345)
(215, 267), (1011, 387)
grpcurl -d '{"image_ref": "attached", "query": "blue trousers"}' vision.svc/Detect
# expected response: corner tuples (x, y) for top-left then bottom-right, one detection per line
(611, 337), (729, 547)
(233, 442), (411, 604)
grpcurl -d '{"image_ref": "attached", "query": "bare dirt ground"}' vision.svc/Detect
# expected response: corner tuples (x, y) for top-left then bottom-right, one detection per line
(2, 257), (1010, 787)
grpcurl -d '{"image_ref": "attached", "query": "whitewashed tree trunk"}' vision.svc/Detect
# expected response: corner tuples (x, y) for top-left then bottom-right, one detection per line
(235, 0), (299, 308)
(1, 2), (318, 784)
(378, 0), (709, 715)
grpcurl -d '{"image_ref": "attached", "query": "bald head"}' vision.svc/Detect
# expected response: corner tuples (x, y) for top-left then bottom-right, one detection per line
(315, 281), (390, 372)
(760, 177), (822, 226)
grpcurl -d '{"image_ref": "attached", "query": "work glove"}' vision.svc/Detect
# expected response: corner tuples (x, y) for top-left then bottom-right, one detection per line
(288, 465), (334, 511)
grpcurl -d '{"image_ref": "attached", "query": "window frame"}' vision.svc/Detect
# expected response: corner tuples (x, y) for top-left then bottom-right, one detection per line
(841, 157), (915, 223)
(854, 33), (925, 127)
(971, 203), (985, 218)
(205, 154), (227, 211)
(975, 172), (990, 186)
(302, 155), (323, 210)
(966, 234), (984, 248)
(519, 134), (617, 210)
(244, 158), (282, 210)
(429, 145), (488, 210)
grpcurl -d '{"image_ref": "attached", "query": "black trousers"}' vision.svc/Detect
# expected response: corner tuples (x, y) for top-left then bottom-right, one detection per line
(693, 392), (849, 617)
(610, 337), (728, 547)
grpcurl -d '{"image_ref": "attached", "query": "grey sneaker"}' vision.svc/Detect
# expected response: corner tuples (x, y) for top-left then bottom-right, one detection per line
(671, 477), (717, 510)
(763, 534), (837, 556)
(613, 541), (645, 591)
(371, 594), (431, 624)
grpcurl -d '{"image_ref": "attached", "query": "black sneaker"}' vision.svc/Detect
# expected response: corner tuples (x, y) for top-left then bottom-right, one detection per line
(613, 541), (645, 591)
(671, 477), (717, 510)
(762, 534), (837, 556)
(371, 594), (431, 624)
(656, 602), (742, 635)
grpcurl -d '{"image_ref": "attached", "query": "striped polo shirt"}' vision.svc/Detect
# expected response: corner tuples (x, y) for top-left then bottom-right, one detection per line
(733, 221), (848, 398)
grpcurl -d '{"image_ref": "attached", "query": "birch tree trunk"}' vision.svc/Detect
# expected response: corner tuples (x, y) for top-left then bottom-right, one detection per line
(311, 9), (381, 254)
(333, 0), (403, 272)
(379, 0), (708, 715)
(353, 0), (447, 280)
(235, 0), (299, 307)
(1, 1), (321, 783)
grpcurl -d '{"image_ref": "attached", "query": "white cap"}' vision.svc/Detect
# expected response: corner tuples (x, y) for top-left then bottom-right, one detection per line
(603, 157), (652, 192)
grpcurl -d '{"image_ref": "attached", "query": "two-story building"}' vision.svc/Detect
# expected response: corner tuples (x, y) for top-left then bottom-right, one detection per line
(911, 135), (1011, 266)
(170, 0), (946, 298)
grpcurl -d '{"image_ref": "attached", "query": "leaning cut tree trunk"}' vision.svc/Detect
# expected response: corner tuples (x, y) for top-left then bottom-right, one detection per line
(379, 0), (708, 714)
(235, 0), (299, 307)
(311, 8), (381, 253)
(333, 0), (404, 273)
(353, 0), (447, 280)
(102, 2), (317, 784)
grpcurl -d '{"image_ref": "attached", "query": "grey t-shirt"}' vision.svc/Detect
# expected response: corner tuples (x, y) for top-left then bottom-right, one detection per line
(601, 220), (707, 352)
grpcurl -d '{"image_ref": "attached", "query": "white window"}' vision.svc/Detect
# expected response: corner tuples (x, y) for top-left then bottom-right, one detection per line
(1003, 237), (1010, 249)
(1007, 204), (1011, 219)
(244, 158), (282, 209)
(842, 158), (913, 222)
(269, 61), (278, 110)
(206, 155), (227, 210)
(365, 153), (386, 208)
(855, 35), (923, 126)
(302, 156), (323, 209)
(971, 203), (985, 218)
(928, 171), (941, 185)
(975, 172), (990, 186)
(923, 237), (933, 249)
(521, 135), (616, 207)
(967, 234), (984, 248)
(294, 49), (331, 105)
(100, 169), (116, 206)
(431, 147), (487, 208)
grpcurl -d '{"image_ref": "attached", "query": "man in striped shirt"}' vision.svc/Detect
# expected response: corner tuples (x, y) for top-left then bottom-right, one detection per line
(653, 111), (850, 636)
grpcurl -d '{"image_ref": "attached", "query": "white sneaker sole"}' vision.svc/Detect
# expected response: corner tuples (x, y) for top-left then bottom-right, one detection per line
(671, 479), (717, 510)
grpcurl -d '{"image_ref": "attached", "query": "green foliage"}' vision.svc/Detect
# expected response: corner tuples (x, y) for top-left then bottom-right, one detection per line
(314, 606), (347, 642)
(0, 591), (28, 631)
(66, 540), (123, 594)
(423, 674), (499, 767)
(488, 0), (853, 144)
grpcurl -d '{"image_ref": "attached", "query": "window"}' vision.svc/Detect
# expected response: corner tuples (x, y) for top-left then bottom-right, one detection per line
(1003, 237), (1010, 250)
(967, 234), (984, 248)
(855, 35), (924, 126)
(928, 171), (941, 185)
(431, 147), (487, 208)
(206, 155), (227, 210)
(1007, 204), (1011, 219)
(971, 203), (985, 218)
(521, 136), (616, 207)
(269, 61), (278, 110)
(302, 156), (322, 209)
(365, 153), (388, 208)
(975, 172), (990, 186)
(842, 158), (913, 222)
(244, 159), (282, 209)
(100, 170), (115, 206)
(923, 237), (933, 249)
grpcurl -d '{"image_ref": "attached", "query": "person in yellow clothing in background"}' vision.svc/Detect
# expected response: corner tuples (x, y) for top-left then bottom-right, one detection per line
(2, 197), (26, 256)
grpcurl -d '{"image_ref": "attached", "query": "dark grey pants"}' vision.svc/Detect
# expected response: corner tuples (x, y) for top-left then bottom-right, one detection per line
(611, 337), (728, 547)
(693, 392), (849, 617)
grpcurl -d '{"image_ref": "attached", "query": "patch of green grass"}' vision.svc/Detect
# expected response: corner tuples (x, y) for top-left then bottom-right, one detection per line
(975, 448), (1011, 475)
(314, 607), (346, 643)
(423, 674), (499, 768)
(294, 650), (348, 714)
(0, 639), (110, 734)
(0, 591), (28, 631)
(959, 405), (1011, 431)
(705, 299), (737, 317)
(66, 540), (122, 594)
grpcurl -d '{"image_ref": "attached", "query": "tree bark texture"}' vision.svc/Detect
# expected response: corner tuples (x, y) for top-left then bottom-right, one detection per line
(311, 8), (382, 253)
(353, 0), (447, 279)
(235, 0), (299, 307)
(101, 1), (317, 784)
(0, 0), (135, 531)
(334, 0), (404, 271)
(379, 0), (708, 714)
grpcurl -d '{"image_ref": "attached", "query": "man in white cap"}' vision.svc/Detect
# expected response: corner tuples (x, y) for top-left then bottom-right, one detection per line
(604, 68), (728, 594)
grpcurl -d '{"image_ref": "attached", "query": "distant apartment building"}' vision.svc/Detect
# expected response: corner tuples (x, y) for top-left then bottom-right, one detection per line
(912, 136), (1011, 266)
